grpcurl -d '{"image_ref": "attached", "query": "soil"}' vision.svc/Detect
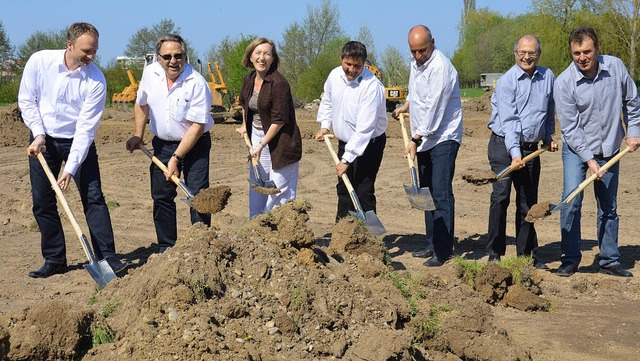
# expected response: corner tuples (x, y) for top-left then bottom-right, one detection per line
(1, 97), (640, 361)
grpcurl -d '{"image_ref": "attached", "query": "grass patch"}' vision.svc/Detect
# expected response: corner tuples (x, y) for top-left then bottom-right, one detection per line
(417, 304), (453, 340)
(452, 256), (485, 287)
(91, 324), (115, 346)
(498, 255), (534, 285)
(460, 87), (487, 98)
(99, 300), (122, 318)
(387, 272), (421, 317)
(106, 200), (120, 210)
(188, 279), (211, 302)
(28, 220), (39, 232)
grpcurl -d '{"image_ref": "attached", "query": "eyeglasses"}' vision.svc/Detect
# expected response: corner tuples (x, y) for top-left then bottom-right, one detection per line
(158, 53), (184, 61)
(515, 51), (538, 58)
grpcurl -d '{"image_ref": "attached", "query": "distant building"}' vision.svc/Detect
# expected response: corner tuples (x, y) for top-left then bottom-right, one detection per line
(480, 73), (503, 91)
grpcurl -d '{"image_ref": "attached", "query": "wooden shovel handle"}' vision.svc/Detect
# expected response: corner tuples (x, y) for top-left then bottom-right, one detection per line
(242, 132), (260, 167)
(497, 148), (547, 179)
(138, 145), (183, 187)
(323, 134), (356, 194)
(28, 147), (93, 262)
(398, 113), (416, 168)
(565, 147), (631, 204)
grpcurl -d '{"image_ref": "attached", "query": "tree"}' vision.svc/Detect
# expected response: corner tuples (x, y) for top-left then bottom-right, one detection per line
(16, 28), (66, 62)
(205, 34), (256, 98)
(296, 37), (348, 102)
(379, 46), (409, 87)
(356, 26), (377, 65)
(597, 0), (640, 78)
(279, 22), (307, 85)
(0, 21), (12, 65)
(459, 0), (477, 46)
(124, 19), (198, 65)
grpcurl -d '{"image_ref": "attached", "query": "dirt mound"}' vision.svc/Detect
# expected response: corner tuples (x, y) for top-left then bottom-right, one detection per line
(463, 90), (493, 113)
(0, 103), (28, 147)
(473, 263), (550, 311)
(7, 301), (94, 360)
(190, 185), (232, 214)
(461, 167), (496, 185)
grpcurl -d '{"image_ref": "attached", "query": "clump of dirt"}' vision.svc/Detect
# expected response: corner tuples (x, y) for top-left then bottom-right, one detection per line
(190, 185), (232, 214)
(253, 185), (280, 195)
(503, 284), (551, 311)
(525, 201), (552, 223)
(0, 103), (29, 147)
(472, 263), (550, 311)
(7, 301), (94, 360)
(461, 167), (497, 185)
(240, 200), (315, 249)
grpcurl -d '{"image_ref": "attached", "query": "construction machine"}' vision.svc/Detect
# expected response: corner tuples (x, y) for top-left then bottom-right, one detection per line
(365, 62), (408, 112)
(204, 61), (242, 123)
(111, 54), (156, 111)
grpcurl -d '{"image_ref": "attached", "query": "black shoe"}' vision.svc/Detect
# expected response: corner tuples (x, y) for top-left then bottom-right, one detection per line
(533, 258), (549, 270)
(556, 262), (578, 277)
(411, 248), (434, 258)
(157, 246), (171, 254)
(599, 264), (633, 277)
(488, 254), (501, 263)
(423, 256), (445, 267)
(106, 257), (131, 277)
(28, 262), (67, 278)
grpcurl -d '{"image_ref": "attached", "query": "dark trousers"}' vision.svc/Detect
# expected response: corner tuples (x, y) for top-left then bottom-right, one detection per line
(335, 134), (386, 222)
(416, 140), (459, 260)
(486, 133), (540, 257)
(29, 134), (116, 264)
(151, 132), (211, 247)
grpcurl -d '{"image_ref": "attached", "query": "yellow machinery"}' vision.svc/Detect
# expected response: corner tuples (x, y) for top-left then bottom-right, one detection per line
(206, 61), (242, 122)
(365, 62), (408, 112)
(111, 70), (138, 111)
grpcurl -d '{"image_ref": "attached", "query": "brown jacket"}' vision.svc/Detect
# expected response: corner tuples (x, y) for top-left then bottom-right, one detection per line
(240, 70), (302, 170)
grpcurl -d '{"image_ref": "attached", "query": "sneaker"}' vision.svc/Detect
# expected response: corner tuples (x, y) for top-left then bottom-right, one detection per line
(599, 264), (633, 277)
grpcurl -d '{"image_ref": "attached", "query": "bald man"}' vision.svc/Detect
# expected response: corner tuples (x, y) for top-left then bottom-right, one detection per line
(392, 25), (463, 267)
(485, 35), (557, 269)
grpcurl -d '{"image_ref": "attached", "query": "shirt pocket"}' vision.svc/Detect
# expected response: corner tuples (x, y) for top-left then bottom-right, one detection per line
(172, 98), (190, 122)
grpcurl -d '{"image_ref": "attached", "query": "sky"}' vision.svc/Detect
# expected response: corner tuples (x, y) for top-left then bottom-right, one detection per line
(2, 0), (532, 64)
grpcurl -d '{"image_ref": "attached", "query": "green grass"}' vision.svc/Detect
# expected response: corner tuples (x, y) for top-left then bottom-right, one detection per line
(99, 300), (122, 318)
(452, 256), (485, 287)
(417, 304), (453, 339)
(498, 255), (535, 285)
(460, 87), (487, 98)
(92, 324), (115, 346)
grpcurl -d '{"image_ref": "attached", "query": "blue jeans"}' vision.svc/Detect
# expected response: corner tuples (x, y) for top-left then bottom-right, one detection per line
(151, 133), (211, 247)
(29, 134), (116, 264)
(560, 144), (620, 267)
(416, 140), (459, 260)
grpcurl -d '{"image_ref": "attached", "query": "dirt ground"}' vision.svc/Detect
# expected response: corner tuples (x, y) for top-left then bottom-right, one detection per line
(1, 95), (640, 360)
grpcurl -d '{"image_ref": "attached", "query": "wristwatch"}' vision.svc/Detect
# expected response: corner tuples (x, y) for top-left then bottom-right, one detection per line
(411, 137), (422, 146)
(172, 153), (183, 161)
(340, 159), (350, 166)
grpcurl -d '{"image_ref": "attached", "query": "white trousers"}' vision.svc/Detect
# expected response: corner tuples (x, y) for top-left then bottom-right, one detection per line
(249, 128), (299, 218)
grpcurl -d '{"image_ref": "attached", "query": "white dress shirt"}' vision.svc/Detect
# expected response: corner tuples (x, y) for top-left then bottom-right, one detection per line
(18, 49), (107, 176)
(137, 62), (213, 141)
(317, 66), (388, 163)
(408, 47), (463, 151)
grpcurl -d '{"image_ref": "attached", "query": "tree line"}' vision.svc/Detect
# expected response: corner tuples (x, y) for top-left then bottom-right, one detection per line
(1, 0), (638, 106)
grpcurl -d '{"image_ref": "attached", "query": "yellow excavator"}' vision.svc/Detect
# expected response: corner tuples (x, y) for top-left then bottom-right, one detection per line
(111, 69), (139, 111)
(204, 61), (242, 122)
(365, 62), (408, 112)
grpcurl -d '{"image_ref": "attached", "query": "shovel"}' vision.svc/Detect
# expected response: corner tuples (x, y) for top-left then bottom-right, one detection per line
(138, 144), (194, 206)
(31, 147), (117, 289)
(398, 113), (435, 211)
(550, 147), (631, 212)
(323, 134), (386, 235)
(242, 132), (280, 194)
(494, 148), (547, 180)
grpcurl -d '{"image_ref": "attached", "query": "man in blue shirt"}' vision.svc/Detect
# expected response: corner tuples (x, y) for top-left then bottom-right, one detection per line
(554, 26), (640, 277)
(486, 35), (557, 269)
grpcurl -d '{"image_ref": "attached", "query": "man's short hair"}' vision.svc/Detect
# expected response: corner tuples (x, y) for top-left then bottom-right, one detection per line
(341, 41), (367, 61)
(67, 22), (99, 44)
(569, 26), (599, 48)
(155, 34), (189, 62)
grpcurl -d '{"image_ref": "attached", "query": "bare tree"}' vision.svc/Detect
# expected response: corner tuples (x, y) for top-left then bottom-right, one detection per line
(599, 0), (640, 78)
(380, 45), (409, 87)
(16, 28), (66, 62)
(356, 26), (377, 65)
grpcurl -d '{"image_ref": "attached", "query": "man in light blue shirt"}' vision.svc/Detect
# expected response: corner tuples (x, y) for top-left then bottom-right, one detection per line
(486, 35), (557, 269)
(554, 26), (640, 277)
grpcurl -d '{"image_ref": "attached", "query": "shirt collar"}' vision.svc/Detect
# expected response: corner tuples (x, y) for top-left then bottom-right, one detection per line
(339, 68), (366, 85)
(412, 47), (438, 71)
(515, 64), (541, 80)
(57, 50), (89, 79)
(570, 55), (606, 82)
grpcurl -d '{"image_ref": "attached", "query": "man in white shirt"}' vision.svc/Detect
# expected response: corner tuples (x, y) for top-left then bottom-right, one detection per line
(126, 34), (213, 254)
(20, 22), (130, 278)
(316, 41), (388, 222)
(392, 25), (463, 267)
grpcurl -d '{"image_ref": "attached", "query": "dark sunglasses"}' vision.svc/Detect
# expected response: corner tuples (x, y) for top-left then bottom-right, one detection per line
(158, 53), (184, 61)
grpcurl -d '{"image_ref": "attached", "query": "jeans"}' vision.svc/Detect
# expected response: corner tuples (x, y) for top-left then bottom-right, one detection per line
(151, 133), (211, 247)
(560, 144), (620, 267)
(29, 134), (116, 264)
(335, 134), (386, 222)
(416, 140), (459, 260)
(486, 133), (540, 257)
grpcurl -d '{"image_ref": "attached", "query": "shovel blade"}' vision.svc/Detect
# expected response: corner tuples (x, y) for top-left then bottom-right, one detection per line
(83, 260), (117, 289)
(403, 184), (436, 211)
(348, 210), (387, 236)
(550, 202), (569, 212)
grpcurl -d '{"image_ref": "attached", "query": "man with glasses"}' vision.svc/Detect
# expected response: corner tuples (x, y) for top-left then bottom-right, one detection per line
(392, 25), (463, 267)
(19, 22), (130, 278)
(485, 35), (557, 269)
(554, 26), (640, 277)
(126, 34), (213, 254)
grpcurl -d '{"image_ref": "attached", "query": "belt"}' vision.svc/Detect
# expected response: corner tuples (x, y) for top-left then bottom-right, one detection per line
(520, 142), (539, 150)
(370, 133), (386, 143)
